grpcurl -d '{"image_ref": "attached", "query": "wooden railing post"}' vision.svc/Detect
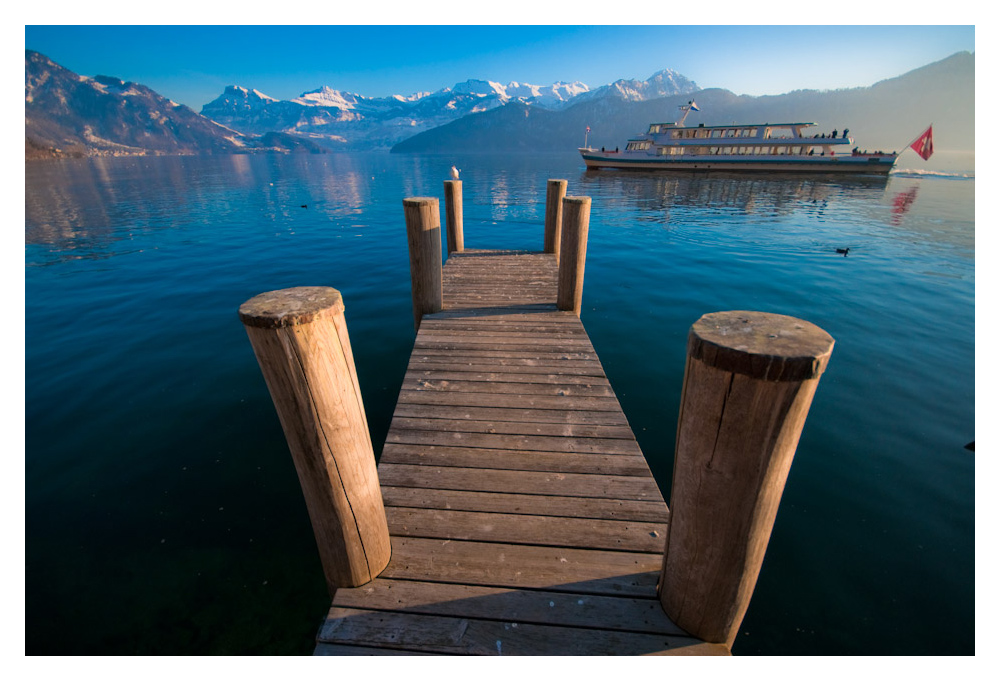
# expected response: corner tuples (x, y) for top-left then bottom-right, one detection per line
(238, 286), (391, 594)
(543, 179), (567, 261)
(443, 180), (464, 255)
(658, 311), (835, 648)
(556, 196), (590, 315)
(403, 197), (443, 330)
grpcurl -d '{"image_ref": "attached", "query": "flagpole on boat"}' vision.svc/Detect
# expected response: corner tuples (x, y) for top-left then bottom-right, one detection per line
(898, 123), (933, 156)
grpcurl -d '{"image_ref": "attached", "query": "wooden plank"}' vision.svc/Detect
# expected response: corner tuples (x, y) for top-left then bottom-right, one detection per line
(386, 506), (666, 553)
(405, 370), (611, 386)
(427, 306), (562, 318)
(388, 417), (633, 440)
(395, 390), (622, 412)
(409, 347), (601, 361)
(380, 444), (652, 476)
(418, 320), (587, 334)
(412, 341), (596, 354)
(406, 357), (609, 375)
(377, 463), (665, 502)
(314, 643), (439, 656)
(380, 536), (662, 595)
(384, 429), (643, 456)
(317, 608), (725, 655)
(330, 578), (686, 636)
(413, 332), (594, 347)
(389, 403), (629, 426)
(401, 378), (614, 398)
(380, 486), (669, 522)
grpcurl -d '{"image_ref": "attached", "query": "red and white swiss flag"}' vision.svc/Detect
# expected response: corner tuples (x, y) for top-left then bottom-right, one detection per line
(910, 125), (934, 161)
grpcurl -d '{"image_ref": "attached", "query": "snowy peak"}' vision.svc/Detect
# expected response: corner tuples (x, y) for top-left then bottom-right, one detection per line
(504, 80), (590, 107)
(293, 86), (366, 109)
(448, 79), (509, 99)
(206, 85), (279, 111)
(585, 69), (699, 102)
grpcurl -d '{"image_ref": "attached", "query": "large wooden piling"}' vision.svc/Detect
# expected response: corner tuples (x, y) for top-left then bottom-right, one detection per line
(658, 310), (834, 647)
(543, 179), (567, 261)
(556, 196), (591, 315)
(443, 180), (464, 255)
(239, 287), (391, 593)
(403, 197), (443, 330)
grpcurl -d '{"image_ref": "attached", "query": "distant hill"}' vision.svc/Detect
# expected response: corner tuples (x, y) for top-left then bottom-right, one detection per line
(391, 52), (974, 156)
(24, 50), (329, 160)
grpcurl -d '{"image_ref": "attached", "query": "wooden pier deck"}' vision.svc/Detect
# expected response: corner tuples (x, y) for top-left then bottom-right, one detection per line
(314, 249), (727, 655)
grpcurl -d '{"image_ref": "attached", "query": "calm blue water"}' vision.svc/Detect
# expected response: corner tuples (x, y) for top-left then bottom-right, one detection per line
(25, 152), (974, 655)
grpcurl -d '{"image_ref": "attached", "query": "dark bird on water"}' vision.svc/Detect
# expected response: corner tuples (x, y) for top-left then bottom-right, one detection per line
(836, 247), (850, 256)
(965, 441), (975, 452)
(300, 204), (308, 208)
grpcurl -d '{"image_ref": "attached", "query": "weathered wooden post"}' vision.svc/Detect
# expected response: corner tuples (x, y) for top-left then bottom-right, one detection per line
(556, 196), (590, 315)
(403, 197), (443, 330)
(443, 180), (464, 255)
(239, 286), (392, 594)
(658, 310), (834, 648)
(543, 179), (567, 261)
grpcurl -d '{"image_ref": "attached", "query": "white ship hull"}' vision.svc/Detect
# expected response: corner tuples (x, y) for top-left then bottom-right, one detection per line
(580, 149), (898, 174)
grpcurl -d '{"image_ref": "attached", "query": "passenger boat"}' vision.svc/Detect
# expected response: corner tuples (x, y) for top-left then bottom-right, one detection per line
(579, 101), (898, 174)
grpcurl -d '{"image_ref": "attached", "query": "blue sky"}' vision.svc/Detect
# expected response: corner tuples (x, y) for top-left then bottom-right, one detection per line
(23, 22), (975, 110)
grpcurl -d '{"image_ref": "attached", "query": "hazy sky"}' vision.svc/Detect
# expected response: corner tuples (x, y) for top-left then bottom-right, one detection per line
(24, 21), (975, 111)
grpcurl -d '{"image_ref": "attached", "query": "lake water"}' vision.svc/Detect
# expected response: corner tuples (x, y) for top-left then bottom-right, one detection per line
(25, 151), (974, 655)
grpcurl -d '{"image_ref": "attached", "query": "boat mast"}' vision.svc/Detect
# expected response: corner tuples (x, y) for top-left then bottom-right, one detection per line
(675, 100), (699, 127)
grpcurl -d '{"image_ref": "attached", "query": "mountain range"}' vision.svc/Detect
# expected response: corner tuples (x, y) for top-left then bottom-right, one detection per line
(25, 49), (973, 160)
(392, 52), (975, 155)
(25, 50), (329, 159)
(199, 69), (697, 150)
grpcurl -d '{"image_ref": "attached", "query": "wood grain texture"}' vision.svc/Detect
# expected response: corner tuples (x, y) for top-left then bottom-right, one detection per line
(403, 197), (443, 330)
(444, 180), (464, 254)
(659, 313), (833, 647)
(544, 179), (568, 259)
(240, 287), (390, 591)
(556, 197), (591, 315)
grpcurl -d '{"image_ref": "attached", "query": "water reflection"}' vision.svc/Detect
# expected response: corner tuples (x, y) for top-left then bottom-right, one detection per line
(578, 170), (891, 220)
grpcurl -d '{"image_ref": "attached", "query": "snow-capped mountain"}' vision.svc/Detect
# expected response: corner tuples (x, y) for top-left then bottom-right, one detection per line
(573, 69), (699, 103)
(200, 71), (697, 150)
(24, 51), (329, 159)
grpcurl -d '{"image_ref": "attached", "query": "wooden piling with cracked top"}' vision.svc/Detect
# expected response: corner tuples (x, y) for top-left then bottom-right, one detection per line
(239, 286), (391, 593)
(658, 310), (834, 648)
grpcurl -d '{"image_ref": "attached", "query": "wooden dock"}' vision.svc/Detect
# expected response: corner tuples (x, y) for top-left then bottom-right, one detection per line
(315, 249), (724, 655)
(238, 181), (835, 656)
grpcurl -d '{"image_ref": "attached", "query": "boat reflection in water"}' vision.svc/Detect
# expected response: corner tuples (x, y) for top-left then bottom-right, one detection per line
(579, 168), (891, 218)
